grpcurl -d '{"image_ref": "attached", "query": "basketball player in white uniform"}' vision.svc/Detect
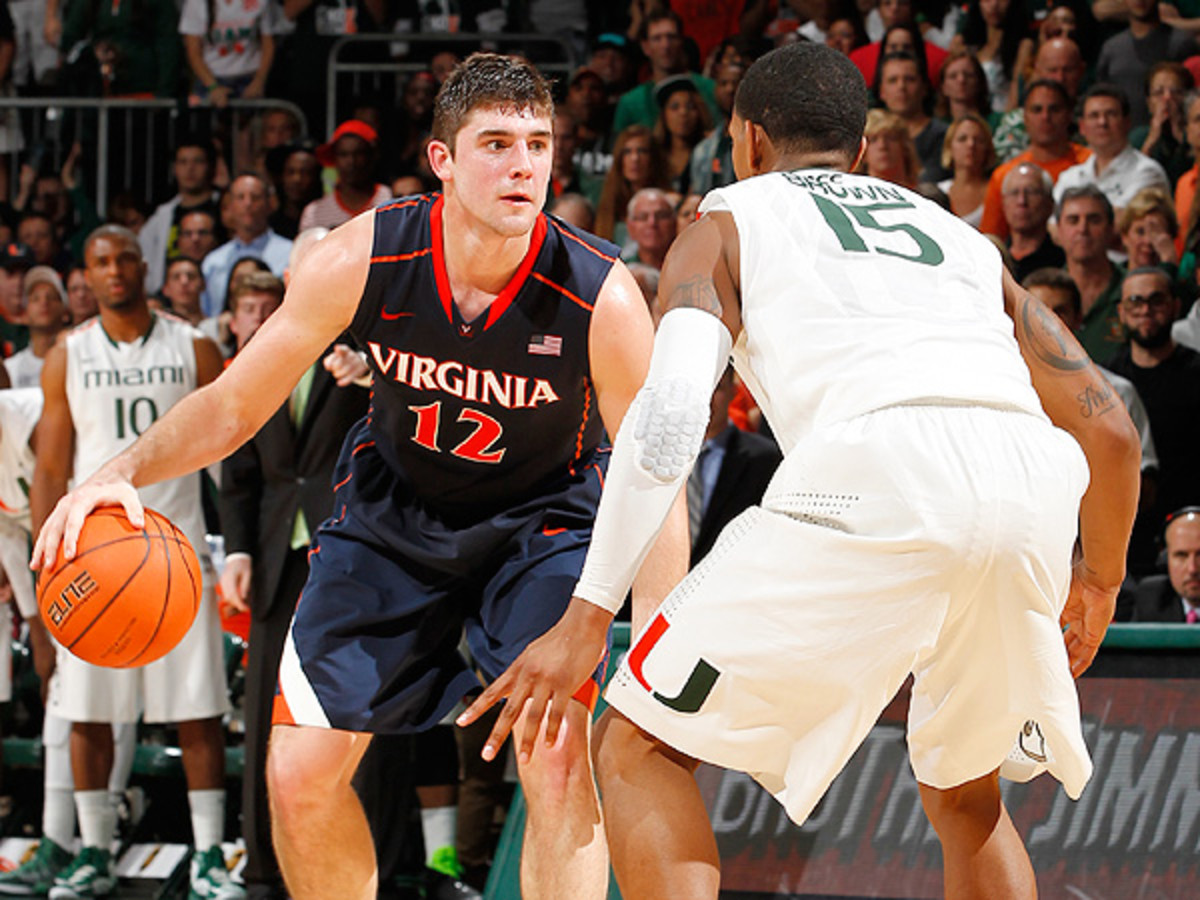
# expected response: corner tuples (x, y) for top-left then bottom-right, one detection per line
(461, 44), (1141, 899)
(30, 226), (241, 900)
(0, 389), (141, 900)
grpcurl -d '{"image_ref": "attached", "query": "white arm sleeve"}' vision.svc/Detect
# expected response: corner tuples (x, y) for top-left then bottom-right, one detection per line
(574, 308), (733, 614)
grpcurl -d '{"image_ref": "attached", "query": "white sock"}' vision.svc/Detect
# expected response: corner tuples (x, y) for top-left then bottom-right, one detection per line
(75, 790), (115, 850)
(188, 789), (225, 852)
(108, 723), (136, 795)
(43, 788), (75, 848)
(42, 715), (76, 847)
(420, 805), (457, 865)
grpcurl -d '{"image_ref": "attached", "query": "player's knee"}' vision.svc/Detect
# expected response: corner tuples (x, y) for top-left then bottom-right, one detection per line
(266, 726), (354, 814)
(918, 771), (1002, 834)
(516, 706), (593, 800)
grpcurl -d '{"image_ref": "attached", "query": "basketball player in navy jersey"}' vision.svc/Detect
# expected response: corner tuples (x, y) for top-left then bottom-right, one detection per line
(32, 54), (685, 900)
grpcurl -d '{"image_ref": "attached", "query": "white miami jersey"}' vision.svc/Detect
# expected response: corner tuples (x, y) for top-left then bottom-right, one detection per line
(0, 387), (41, 530)
(700, 170), (1045, 453)
(65, 314), (207, 550)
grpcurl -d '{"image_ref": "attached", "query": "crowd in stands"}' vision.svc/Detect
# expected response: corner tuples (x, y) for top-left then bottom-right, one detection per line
(0, 0), (1193, 895)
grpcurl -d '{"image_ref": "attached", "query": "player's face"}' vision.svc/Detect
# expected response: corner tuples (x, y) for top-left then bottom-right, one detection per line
(1166, 517), (1200, 601)
(84, 236), (146, 310)
(729, 113), (751, 180)
(439, 106), (553, 238)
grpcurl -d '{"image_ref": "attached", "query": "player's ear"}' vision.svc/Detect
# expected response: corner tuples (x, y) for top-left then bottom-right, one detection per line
(427, 138), (454, 181)
(850, 136), (867, 173)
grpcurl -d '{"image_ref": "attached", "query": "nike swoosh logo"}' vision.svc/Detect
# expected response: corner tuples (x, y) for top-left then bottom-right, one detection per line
(380, 310), (415, 320)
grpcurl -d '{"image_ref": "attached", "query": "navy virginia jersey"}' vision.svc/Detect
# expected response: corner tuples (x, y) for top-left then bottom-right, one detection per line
(349, 194), (618, 523)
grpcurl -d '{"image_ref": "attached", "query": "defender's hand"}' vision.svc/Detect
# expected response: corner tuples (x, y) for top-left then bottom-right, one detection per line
(1061, 564), (1118, 677)
(457, 598), (612, 764)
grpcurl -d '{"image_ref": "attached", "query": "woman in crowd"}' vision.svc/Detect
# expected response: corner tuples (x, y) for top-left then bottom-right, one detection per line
(1121, 188), (1180, 273)
(595, 124), (669, 246)
(858, 109), (921, 189)
(653, 77), (712, 195)
(936, 114), (996, 228)
(869, 23), (944, 95)
(954, 0), (1026, 113)
(935, 49), (995, 127)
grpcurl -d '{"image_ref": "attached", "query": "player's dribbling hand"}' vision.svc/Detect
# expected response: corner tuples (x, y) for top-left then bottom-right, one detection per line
(31, 478), (144, 571)
(1061, 563), (1118, 678)
(457, 597), (613, 764)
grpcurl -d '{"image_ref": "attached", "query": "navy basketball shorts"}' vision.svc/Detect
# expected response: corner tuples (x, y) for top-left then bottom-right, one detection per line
(273, 437), (611, 735)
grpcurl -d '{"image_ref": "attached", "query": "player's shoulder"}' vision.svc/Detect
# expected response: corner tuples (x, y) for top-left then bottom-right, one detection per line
(543, 211), (620, 266)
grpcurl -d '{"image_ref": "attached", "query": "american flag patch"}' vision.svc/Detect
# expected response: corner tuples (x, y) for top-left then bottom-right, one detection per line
(528, 334), (563, 356)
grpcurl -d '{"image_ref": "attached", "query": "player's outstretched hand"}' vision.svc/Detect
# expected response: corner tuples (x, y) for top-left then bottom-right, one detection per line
(457, 597), (613, 764)
(31, 478), (144, 571)
(324, 344), (370, 387)
(1061, 563), (1118, 678)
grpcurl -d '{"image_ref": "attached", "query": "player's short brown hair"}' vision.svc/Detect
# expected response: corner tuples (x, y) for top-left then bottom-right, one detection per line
(432, 53), (554, 152)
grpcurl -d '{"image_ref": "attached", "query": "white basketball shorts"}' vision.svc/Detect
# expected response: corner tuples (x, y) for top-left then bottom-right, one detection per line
(49, 555), (230, 724)
(605, 402), (1093, 825)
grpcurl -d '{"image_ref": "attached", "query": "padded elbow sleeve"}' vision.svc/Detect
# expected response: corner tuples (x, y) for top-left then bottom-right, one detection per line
(574, 309), (733, 614)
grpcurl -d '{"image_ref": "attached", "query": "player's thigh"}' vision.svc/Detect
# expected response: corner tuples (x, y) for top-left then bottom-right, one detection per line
(468, 509), (598, 681)
(143, 571), (229, 724)
(282, 528), (476, 734)
(907, 423), (1089, 795)
(604, 503), (949, 825)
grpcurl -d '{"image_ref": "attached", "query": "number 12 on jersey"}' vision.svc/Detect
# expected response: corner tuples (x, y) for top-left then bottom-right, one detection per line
(410, 401), (507, 464)
(810, 193), (944, 267)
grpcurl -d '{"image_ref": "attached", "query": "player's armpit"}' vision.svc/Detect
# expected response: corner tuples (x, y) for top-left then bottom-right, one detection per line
(658, 211), (743, 340)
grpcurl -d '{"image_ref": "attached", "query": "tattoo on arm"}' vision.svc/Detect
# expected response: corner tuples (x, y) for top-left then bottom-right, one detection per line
(1018, 293), (1088, 372)
(666, 275), (724, 318)
(1077, 379), (1117, 418)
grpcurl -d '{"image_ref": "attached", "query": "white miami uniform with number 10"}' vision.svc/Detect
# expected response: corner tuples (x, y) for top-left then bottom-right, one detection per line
(51, 313), (228, 723)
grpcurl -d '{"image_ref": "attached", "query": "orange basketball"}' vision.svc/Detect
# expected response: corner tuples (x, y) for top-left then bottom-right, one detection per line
(37, 506), (201, 668)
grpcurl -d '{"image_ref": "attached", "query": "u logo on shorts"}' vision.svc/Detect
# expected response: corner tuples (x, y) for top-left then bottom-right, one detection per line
(628, 612), (721, 714)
